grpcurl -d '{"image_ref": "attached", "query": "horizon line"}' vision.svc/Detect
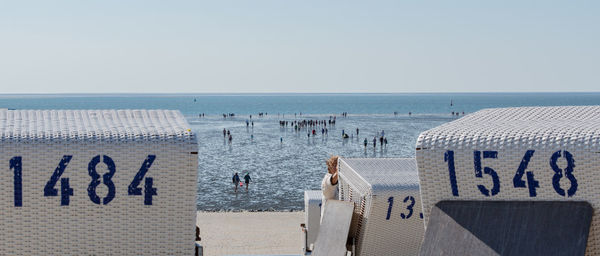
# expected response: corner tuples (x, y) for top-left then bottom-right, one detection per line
(1, 91), (600, 95)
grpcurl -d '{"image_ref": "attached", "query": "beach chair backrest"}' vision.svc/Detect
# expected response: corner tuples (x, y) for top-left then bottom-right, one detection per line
(0, 109), (198, 255)
(417, 105), (600, 254)
(338, 158), (423, 256)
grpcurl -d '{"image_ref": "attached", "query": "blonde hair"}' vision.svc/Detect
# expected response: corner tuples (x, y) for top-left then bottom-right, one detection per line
(326, 156), (339, 174)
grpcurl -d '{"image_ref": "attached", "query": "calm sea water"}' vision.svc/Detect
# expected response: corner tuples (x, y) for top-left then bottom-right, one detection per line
(1, 93), (600, 211)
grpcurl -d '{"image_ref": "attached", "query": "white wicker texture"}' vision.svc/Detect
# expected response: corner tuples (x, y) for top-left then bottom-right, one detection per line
(338, 158), (423, 256)
(416, 106), (600, 255)
(0, 110), (197, 255)
(304, 190), (322, 251)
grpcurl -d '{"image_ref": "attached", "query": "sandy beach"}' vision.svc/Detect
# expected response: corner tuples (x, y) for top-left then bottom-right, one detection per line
(197, 211), (305, 256)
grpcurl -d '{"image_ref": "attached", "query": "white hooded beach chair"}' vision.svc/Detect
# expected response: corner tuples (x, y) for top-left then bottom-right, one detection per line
(337, 158), (424, 256)
(0, 109), (198, 255)
(416, 106), (600, 254)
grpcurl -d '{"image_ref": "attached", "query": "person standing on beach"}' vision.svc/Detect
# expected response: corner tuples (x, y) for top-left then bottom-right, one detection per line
(356, 128), (359, 136)
(223, 129), (226, 137)
(321, 156), (339, 221)
(232, 172), (241, 193)
(244, 173), (252, 191)
(364, 138), (367, 148)
(373, 137), (377, 147)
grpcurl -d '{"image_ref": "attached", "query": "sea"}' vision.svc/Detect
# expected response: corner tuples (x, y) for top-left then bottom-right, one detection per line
(2, 92), (600, 211)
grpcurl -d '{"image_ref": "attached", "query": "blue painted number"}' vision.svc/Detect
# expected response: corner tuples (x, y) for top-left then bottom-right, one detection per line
(550, 150), (577, 197)
(400, 196), (415, 219)
(88, 155), (116, 205)
(386, 195), (417, 220)
(128, 155), (157, 205)
(445, 151), (459, 196)
(386, 196), (393, 220)
(9, 156), (22, 207)
(44, 155), (74, 205)
(513, 150), (539, 197)
(473, 151), (500, 196)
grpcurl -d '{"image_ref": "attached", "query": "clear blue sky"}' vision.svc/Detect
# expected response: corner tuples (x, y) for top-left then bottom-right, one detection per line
(0, 1), (598, 93)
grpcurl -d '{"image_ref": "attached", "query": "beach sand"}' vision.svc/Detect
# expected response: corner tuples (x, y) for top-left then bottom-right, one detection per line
(197, 211), (304, 255)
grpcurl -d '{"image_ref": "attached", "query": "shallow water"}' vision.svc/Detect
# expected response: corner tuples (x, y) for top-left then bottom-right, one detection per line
(192, 114), (453, 211)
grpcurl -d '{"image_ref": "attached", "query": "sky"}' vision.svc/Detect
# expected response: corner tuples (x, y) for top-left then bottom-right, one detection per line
(0, 1), (598, 93)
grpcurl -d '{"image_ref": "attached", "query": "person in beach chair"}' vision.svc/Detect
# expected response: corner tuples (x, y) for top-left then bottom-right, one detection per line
(318, 155), (356, 254)
(321, 156), (339, 220)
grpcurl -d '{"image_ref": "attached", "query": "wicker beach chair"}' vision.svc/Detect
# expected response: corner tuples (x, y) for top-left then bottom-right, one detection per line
(337, 158), (424, 256)
(0, 109), (198, 255)
(416, 106), (600, 254)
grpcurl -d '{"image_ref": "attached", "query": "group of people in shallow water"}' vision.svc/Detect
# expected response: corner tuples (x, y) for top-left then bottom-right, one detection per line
(223, 128), (233, 143)
(364, 135), (388, 148)
(231, 172), (252, 192)
(279, 117), (338, 137)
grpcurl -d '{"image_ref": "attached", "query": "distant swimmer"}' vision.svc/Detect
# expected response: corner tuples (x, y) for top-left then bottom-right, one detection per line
(364, 138), (368, 148)
(409, 112), (412, 116)
(356, 128), (359, 136)
(373, 137), (377, 147)
(223, 129), (226, 137)
(251, 134), (254, 140)
(228, 134), (233, 143)
(246, 120), (249, 127)
(232, 172), (241, 193)
(280, 137), (283, 143)
(251, 121), (254, 127)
